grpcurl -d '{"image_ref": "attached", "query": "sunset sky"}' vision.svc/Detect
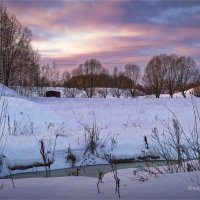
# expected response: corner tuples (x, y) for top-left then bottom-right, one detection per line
(6, 0), (200, 72)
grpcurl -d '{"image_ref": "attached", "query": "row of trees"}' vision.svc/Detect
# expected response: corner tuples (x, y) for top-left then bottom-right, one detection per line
(144, 54), (199, 98)
(61, 60), (141, 98)
(60, 55), (199, 98)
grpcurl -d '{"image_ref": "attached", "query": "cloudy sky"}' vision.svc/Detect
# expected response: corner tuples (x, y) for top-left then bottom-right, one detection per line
(6, 0), (200, 71)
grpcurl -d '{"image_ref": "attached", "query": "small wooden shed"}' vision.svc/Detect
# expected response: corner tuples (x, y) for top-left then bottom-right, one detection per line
(46, 90), (61, 98)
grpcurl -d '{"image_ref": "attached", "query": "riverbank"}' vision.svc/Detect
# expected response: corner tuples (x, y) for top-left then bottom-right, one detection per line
(3, 160), (169, 179)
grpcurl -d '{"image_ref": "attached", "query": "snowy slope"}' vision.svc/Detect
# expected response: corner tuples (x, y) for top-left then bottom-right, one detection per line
(0, 96), (64, 172)
(0, 84), (21, 98)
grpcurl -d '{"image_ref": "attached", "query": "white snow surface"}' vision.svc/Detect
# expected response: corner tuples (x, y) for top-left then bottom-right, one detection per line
(0, 84), (21, 98)
(0, 168), (200, 199)
(0, 86), (200, 199)
(0, 93), (199, 174)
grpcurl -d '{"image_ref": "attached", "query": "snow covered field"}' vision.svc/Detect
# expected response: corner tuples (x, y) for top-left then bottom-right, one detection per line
(0, 85), (200, 199)
(1, 169), (200, 199)
(1, 95), (199, 172)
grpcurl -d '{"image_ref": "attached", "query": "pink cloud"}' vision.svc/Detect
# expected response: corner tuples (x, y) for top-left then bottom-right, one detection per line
(6, 0), (200, 71)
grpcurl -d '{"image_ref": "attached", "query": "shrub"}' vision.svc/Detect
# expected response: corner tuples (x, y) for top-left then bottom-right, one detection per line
(83, 121), (100, 155)
(66, 145), (77, 167)
(150, 98), (200, 174)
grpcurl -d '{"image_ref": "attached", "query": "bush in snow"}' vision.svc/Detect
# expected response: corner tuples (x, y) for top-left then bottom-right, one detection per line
(83, 121), (100, 155)
(39, 139), (53, 177)
(38, 135), (59, 177)
(7, 116), (35, 136)
(150, 98), (200, 174)
(97, 88), (110, 98)
(66, 145), (77, 167)
(151, 119), (184, 173)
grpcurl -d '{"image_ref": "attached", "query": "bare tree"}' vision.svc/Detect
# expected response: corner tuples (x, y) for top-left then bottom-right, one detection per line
(42, 63), (52, 86)
(97, 69), (110, 98)
(176, 56), (198, 98)
(163, 54), (179, 98)
(35, 63), (51, 97)
(143, 54), (166, 98)
(112, 66), (128, 98)
(124, 63), (141, 98)
(13, 49), (40, 96)
(62, 69), (70, 97)
(74, 58), (105, 98)
(62, 69), (79, 98)
(0, 1), (33, 87)
(61, 69), (71, 85)
(51, 60), (59, 89)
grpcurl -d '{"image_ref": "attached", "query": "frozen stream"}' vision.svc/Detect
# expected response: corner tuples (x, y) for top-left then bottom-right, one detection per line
(5, 160), (168, 179)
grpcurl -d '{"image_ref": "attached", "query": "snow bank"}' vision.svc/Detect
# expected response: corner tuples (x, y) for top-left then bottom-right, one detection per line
(0, 169), (199, 199)
(1, 95), (200, 176)
(0, 84), (21, 98)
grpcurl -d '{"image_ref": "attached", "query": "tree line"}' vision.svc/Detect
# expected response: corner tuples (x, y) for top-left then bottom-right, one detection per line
(0, 1), (199, 98)
(60, 56), (199, 98)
